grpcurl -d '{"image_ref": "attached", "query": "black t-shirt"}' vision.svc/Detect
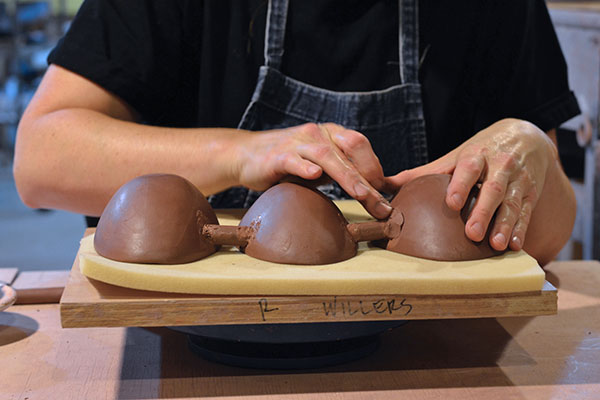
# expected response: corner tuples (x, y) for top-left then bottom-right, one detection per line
(48, 0), (579, 162)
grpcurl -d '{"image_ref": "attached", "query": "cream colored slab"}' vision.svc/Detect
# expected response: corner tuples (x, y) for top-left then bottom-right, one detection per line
(78, 201), (545, 296)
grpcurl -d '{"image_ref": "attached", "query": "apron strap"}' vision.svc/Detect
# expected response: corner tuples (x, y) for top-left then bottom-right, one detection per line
(264, 0), (289, 70)
(399, 0), (420, 85)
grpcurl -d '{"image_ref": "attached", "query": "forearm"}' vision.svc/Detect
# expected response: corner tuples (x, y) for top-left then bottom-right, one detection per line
(523, 149), (576, 266)
(14, 107), (245, 216)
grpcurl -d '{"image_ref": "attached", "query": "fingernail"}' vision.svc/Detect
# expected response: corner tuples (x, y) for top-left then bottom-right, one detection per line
(493, 232), (506, 247)
(307, 165), (320, 175)
(471, 222), (484, 239)
(354, 182), (370, 197)
(451, 193), (463, 207)
(512, 235), (522, 249)
(375, 201), (393, 217)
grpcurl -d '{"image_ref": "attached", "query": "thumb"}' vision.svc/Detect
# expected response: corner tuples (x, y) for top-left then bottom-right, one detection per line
(384, 153), (457, 191)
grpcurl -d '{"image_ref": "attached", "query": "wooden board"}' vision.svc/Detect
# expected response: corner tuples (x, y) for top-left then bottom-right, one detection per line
(61, 246), (556, 328)
(13, 270), (70, 304)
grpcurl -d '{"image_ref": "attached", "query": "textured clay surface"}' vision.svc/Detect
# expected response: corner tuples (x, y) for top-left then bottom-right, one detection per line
(386, 174), (502, 261)
(94, 174), (218, 264)
(239, 182), (357, 264)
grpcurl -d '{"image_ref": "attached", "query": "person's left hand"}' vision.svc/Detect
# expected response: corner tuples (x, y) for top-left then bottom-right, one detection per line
(385, 118), (558, 251)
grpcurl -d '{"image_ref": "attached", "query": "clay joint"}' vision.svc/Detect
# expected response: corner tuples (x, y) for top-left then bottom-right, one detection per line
(202, 225), (252, 247)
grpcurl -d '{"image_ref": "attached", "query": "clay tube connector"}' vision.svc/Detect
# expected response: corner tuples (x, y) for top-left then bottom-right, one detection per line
(346, 212), (404, 243)
(202, 225), (252, 247)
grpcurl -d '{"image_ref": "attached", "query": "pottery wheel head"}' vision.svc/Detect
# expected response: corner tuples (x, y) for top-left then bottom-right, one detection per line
(239, 182), (357, 265)
(386, 174), (503, 261)
(94, 174), (218, 264)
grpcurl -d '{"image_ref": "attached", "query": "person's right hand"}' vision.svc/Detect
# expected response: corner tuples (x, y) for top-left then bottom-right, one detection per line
(233, 122), (393, 219)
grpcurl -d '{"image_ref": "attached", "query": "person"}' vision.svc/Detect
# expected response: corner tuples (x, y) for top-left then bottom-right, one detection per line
(13, 0), (579, 266)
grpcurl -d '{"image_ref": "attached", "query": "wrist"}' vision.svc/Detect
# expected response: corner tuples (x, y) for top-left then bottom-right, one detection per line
(222, 129), (254, 188)
(178, 127), (252, 195)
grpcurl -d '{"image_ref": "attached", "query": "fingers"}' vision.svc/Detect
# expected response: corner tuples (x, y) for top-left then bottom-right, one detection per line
(384, 152), (457, 193)
(278, 153), (322, 180)
(458, 153), (540, 250)
(298, 123), (392, 219)
(485, 172), (537, 251)
(379, 119), (550, 252)
(446, 153), (486, 210)
(328, 125), (385, 190)
(508, 195), (534, 251)
(487, 180), (522, 250)
(464, 170), (511, 242)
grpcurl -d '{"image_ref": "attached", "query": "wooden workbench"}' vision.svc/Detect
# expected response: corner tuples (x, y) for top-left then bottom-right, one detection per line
(0, 260), (598, 399)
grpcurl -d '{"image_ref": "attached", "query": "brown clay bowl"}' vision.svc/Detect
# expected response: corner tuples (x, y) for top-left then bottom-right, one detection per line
(384, 174), (501, 261)
(94, 174), (219, 264)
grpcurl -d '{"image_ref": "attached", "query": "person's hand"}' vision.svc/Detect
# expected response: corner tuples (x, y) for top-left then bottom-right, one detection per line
(385, 118), (557, 251)
(233, 122), (393, 219)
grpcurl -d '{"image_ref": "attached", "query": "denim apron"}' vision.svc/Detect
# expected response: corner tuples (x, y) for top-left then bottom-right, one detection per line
(209, 0), (428, 209)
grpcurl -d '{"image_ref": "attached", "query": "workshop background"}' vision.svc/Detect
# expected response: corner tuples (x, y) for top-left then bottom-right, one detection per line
(0, 0), (597, 271)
